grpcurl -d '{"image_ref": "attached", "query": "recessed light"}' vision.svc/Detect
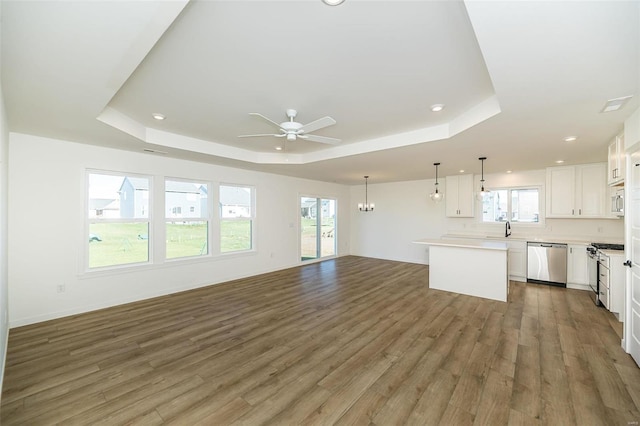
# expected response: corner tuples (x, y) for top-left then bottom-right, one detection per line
(555, 160), (565, 164)
(506, 170), (512, 174)
(600, 95), (633, 113)
(322, 0), (345, 5)
(563, 136), (577, 142)
(459, 169), (465, 173)
(275, 146), (283, 151)
(152, 113), (166, 121)
(430, 104), (445, 112)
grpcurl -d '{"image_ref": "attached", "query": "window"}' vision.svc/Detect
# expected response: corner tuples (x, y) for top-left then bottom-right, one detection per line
(166, 179), (209, 259)
(87, 172), (150, 269)
(482, 187), (540, 223)
(220, 185), (254, 253)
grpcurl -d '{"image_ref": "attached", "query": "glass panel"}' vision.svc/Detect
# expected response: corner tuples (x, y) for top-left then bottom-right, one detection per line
(166, 180), (207, 219)
(512, 188), (540, 222)
(166, 221), (208, 259)
(220, 185), (252, 218)
(89, 223), (149, 268)
(221, 219), (252, 252)
(89, 173), (149, 219)
(482, 190), (508, 222)
(301, 196), (318, 261)
(320, 199), (336, 257)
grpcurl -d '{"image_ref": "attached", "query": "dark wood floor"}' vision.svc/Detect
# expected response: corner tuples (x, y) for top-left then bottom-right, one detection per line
(2, 256), (640, 425)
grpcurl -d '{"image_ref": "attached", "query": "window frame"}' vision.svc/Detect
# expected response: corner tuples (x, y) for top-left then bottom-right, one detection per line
(165, 177), (211, 261)
(480, 185), (543, 226)
(85, 169), (153, 272)
(219, 183), (256, 254)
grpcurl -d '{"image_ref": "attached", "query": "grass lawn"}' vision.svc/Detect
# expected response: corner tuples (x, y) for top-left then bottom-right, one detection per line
(90, 220), (253, 268)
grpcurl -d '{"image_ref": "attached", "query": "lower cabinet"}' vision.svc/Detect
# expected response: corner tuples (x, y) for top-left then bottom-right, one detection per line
(567, 244), (589, 286)
(608, 252), (625, 317)
(507, 241), (526, 282)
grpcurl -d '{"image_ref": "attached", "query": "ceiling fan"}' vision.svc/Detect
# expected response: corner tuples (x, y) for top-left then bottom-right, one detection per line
(238, 109), (341, 145)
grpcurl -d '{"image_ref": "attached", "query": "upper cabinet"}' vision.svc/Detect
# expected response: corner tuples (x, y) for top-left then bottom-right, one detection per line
(608, 132), (625, 186)
(546, 163), (607, 218)
(445, 174), (474, 217)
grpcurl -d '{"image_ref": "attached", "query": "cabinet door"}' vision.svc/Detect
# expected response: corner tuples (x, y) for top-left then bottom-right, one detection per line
(546, 166), (576, 217)
(608, 138), (618, 185)
(618, 133), (625, 183)
(577, 163), (606, 217)
(445, 176), (460, 217)
(567, 244), (588, 285)
(445, 175), (474, 218)
(507, 242), (527, 280)
(456, 174), (475, 217)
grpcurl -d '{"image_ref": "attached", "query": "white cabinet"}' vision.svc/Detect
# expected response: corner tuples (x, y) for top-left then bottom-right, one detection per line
(608, 133), (625, 186)
(546, 163), (607, 218)
(507, 241), (526, 282)
(567, 244), (588, 286)
(445, 174), (474, 217)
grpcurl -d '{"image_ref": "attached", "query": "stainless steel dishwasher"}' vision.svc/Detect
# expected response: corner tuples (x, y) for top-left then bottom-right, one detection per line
(527, 242), (567, 287)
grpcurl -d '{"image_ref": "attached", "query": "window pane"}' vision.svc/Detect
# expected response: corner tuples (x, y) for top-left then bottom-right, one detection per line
(220, 185), (252, 218)
(166, 180), (208, 219)
(88, 223), (149, 268)
(301, 196), (318, 260)
(321, 199), (336, 257)
(166, 221), (208, 259)
(221, 220), (252, 252)
(512, 189), (540, 222)
(482, 190), (508, 222)
(89, 173), (149, 219)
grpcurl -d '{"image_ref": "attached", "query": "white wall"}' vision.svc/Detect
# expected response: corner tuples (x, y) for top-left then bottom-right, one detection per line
(351, 168), (624, 265)
(8, 133), (351, 326)
(0, 0), (10, 395)
(350, 179), (447, 264)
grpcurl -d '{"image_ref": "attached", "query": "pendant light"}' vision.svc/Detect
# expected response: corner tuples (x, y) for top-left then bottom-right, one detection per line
(479, 156), (490, 196)
(430, 162), (444, 203)
(358, 176), (374, 212)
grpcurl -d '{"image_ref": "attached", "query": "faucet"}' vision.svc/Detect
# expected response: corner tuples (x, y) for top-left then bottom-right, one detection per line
(505, 221), (511, 237)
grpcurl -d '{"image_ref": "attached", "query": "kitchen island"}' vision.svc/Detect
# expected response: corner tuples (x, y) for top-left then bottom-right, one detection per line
(414, 238), (509, 302)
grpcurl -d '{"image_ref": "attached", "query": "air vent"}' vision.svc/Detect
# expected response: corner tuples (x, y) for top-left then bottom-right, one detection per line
(143, 148), (167, 155)
(600, 95), (633, 113)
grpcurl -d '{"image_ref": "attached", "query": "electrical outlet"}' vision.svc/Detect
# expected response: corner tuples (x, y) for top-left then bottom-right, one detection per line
(56, 284), (66, 293)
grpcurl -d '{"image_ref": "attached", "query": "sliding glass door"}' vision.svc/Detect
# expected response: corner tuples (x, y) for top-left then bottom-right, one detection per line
(300, 196), (336, 261)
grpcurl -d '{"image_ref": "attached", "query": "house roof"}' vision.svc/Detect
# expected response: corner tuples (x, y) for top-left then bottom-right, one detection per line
(220, 186), (250, 207)
(2, 1), (638, 184)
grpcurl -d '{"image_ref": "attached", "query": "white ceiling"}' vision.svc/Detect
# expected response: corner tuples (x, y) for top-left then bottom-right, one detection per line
(2, 0), (639, 185)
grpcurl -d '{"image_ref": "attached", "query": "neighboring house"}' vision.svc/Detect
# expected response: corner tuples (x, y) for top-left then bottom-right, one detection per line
(119, 177), (150, 218)
(220, 186), (251, 218)
(165, 181), (204, 220)
(301, 199), (333, 220)
(88, 198), (119, 219)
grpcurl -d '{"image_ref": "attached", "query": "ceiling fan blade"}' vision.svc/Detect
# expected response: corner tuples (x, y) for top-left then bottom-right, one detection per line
(249, 112), (282, 129)
(299, 116), (336, 134)
(238, 133), (285, 138)
(300, 134), (341, 145)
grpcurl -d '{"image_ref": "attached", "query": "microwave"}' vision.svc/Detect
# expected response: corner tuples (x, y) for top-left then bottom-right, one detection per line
(611, 188), (624, 216)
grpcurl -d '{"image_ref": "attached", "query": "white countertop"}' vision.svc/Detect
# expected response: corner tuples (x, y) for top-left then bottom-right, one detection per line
(413, 238), (508, 251)
(441, 233), (623, 246)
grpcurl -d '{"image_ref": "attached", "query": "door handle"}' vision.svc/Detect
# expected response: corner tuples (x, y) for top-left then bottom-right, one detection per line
(624, 260), (632, 267)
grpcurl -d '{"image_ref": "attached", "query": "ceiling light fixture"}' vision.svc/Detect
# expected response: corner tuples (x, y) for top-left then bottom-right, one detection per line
(322, 0), (345, 5)
(556, 160), (565, 164)
(430, 162), (444, 203)
(459, 169), (465, 173)
(600, 95), (633, 113)
(506, 170), (513, 174)
(275, 146), (283, 151)
(358, 176), (374, 212)
(563, 136), (577, 142)
(152, 113), (166, 121)
(430, 104), (445, 112)
(479, 157), (489, 196)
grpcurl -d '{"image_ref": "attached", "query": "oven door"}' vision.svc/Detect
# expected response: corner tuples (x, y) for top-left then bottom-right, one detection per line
(587, 248), (600, 306)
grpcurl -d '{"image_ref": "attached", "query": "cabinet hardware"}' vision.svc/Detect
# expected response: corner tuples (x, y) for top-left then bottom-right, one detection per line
(624, 260), (632, 267)
(572, 209), (574, 215)
(579, 209), (582, 215)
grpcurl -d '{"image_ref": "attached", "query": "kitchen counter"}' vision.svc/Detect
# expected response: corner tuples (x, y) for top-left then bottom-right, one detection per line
(413, 238), (508, 302)
(442, 233), (623, 246)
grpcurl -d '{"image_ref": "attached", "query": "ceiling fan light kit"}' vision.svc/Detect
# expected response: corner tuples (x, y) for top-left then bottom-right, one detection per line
(322, 0), (345, 5)
(238, 108), (341, 146)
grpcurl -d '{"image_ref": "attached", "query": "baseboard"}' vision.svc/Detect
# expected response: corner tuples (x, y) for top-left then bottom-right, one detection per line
(566, 283), (590, 291)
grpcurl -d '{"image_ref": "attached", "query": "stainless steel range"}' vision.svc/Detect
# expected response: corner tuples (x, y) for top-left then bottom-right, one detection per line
(587, 242), (624, 306)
